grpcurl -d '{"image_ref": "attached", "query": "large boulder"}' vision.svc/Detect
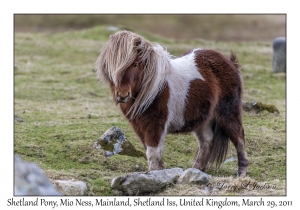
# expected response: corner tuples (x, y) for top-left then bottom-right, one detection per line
(272, 37), (286, 73)
(14, 155), (61, 195)
(111, 168), (183, 195)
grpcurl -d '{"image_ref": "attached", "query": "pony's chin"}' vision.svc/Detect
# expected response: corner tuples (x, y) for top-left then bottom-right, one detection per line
(116, 97), (129, 103)
(117, 100), (128, 103)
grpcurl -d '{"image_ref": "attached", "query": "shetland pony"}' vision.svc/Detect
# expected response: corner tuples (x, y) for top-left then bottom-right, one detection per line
(95, 31), (248, 176)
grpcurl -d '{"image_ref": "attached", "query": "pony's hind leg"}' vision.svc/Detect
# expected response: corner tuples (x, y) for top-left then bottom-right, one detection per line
(193, 121), (214, 172)
(230, 128), (248, 177)
(223, 117), (248, 176)
(215, 97), (248, 176)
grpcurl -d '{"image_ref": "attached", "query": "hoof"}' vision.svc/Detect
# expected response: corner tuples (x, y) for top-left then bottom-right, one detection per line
(148, 166), (165, 171)
(237, 171), (247, 177)
(148, 159), (165, 171)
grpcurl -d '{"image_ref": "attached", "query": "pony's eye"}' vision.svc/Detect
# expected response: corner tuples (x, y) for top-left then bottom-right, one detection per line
(133, 63), (138, 68)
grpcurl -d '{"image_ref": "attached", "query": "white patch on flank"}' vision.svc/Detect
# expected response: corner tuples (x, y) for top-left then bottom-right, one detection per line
(166, 49), (204, 131)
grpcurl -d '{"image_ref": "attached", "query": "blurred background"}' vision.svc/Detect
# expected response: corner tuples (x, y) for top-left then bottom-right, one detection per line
(14, 14), (285, 42)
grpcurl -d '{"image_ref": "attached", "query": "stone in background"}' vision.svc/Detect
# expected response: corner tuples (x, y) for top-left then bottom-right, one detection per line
(272, 37), (286, 73)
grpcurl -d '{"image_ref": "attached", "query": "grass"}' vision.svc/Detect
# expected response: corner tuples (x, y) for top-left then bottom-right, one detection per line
(14, 25), (286, 196)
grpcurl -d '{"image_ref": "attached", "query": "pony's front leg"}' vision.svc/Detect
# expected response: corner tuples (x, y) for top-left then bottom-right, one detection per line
(146, 144), (165, 171)
(145, 131), (166, 171)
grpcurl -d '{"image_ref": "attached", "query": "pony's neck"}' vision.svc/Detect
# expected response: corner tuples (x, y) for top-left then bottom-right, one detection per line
(120, 99), (135, 119)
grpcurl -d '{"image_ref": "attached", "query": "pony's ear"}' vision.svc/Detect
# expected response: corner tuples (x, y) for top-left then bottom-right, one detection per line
(135, 40), (141, 47)
(133, 36), (142, 47)
(132, 37), (143, 62)
(133, 38), (142, 57)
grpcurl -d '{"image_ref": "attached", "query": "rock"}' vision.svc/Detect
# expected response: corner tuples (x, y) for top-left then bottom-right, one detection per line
(242, 101), (279, 114)
(52, 180), (88, 196)
(111, 174), (128, 189)
(177, 168), (211, 184)
(14, 115), (24, 123)
(111, 168), (183, 195)
(14, 155), (61, 195)
(272, 37), (286, 73)
(94, 126), (146, 159)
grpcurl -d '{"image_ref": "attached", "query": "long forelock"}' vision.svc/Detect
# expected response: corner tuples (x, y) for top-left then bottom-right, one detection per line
(96, 31), (142, 85)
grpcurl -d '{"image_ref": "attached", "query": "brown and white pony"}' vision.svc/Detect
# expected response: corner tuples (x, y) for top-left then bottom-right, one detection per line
(95, 31), (248, 176)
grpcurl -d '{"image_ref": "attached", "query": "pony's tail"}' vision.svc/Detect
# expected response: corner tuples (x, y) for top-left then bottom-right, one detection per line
(229, 51), (243, 86)
(207, 120), (230, 170)
(229, 51), (241, 70)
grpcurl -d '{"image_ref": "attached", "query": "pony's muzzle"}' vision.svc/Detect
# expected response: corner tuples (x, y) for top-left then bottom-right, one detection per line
(116, 91), (130, 103)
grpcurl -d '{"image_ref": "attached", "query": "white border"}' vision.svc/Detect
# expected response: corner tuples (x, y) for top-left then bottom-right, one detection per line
(2, 0), (299, 209)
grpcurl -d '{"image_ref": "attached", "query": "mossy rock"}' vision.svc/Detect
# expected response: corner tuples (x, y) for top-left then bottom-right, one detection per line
(117, 140), (146, 159)
(242, 101), (279, 114)
(94, 126), (146, 159)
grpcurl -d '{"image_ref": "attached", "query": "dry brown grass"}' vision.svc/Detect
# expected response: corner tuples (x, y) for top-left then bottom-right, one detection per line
(159, 176), (285, 196)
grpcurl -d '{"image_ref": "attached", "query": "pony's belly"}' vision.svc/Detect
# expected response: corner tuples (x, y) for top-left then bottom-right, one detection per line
(167, 123), (182, 133)
(167, 119), (202, 134)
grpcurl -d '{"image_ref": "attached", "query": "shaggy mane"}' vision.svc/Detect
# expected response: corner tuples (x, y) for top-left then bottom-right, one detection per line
(95, 31), (172, 119)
